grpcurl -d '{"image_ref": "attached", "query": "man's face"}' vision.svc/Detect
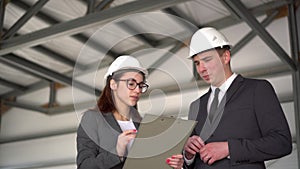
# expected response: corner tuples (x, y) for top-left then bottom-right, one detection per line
(192, 49), (226, 87)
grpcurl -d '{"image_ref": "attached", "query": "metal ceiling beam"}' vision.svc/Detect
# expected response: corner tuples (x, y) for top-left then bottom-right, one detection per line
(163, 7), (198, 33)
(207, 0), (293, 30)
(0, 0), (5, 38)
(8, 0), (88, 69)
(96, 0), (115, 11)
(13, 0), (120, 59)
(143, 63), (292, 98)
(0, 54), (101, 96)
(4, 63), (291, 115)
(32, 46), (86, 70)
(4, 100), (48, 114)
(3, 0), (49, 39)
(288, 1), (300, 168)
(48, 82), (56, 108)
(117, 22), (157, 47)
(0, 0), (192, 55)
(148, 42), (183, 74)
(0, 0), (293, 100)
(1, 80), (49, 99)
(231, 10), (279, 56)
(86, 0), (96, 14)
(11, 0), (58, 25)
(72, 33), (120, 59)
(224, 0), (297, 71)
(219, 0), (241, 20)
(0, 77), (27, 92)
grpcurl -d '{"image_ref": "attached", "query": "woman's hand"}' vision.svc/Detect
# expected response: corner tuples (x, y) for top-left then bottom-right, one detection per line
(116, 129), (137, 157)
(166, 154), (184, 169)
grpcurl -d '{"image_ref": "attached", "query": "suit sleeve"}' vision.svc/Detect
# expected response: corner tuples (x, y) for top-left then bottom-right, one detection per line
(228, 80), (292, 165)
(183, 100), (199, 169)
(76, 112), (121, 169)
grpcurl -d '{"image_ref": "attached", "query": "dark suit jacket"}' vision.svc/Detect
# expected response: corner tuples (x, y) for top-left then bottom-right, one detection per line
(185, 75), (292, 169)
(76, 108), (141, 169)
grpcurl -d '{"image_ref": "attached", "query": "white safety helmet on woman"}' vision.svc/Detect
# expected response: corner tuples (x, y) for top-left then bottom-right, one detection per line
(104, 55), (148, 79)
(188, 27), (232, 58)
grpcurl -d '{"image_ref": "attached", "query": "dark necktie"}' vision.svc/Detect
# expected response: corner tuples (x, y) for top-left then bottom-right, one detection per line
(209, 88), (220, 122)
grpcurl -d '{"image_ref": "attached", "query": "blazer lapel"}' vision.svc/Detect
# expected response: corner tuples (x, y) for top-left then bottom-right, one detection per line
(103, 113), (123, 133)
(103, 109), (141, 133)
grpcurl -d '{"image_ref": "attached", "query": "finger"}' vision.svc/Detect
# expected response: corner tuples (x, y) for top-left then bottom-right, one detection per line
(171, 154), (183, 159)
(191, 136), (205, 147)
(185, 144), (199, 155)
(202, 156), (210, 163)
(207, 157), (215, 165)
(190, 137), (205, 149)
(166, 158), (183, 169)
(197, 137), (205, 146)
(123, 129), (137, 135)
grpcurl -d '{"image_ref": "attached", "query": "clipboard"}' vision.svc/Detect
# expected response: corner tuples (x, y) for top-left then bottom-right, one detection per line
(123, 114), (197, 169)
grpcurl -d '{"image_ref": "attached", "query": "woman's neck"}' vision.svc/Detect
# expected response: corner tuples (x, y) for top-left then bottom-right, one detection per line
(113, 106), (130, 121)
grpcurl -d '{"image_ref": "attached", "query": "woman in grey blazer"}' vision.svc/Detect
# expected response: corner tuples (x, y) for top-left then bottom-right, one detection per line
(76, 55), (184, 169)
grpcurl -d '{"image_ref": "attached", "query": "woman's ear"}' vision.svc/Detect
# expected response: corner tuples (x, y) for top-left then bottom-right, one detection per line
(110, 79), (117, 90)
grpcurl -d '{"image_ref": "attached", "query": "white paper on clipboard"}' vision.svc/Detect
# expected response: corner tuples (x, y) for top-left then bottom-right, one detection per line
(123, 114), (197, 169)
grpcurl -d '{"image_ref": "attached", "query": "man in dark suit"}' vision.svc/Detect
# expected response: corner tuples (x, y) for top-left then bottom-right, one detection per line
(183, 27), (292, 169)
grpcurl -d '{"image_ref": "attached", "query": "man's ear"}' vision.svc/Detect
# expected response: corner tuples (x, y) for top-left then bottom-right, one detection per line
(110, 79), (117, 90)
(223, 50), (231, 64)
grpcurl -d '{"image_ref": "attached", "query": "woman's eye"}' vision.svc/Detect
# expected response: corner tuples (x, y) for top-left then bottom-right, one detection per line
(128, 82), (136, 87)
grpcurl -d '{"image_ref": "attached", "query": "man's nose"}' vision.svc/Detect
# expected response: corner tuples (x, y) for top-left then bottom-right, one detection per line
(198, 62), (206, 72)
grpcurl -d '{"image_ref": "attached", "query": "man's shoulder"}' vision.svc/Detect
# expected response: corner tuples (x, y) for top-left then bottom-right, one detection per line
(238, 75), (270, 86)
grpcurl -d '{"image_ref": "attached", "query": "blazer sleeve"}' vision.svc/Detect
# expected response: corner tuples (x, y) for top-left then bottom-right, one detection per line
(76, 112), (122, 169)
(228, 80), (292, 165)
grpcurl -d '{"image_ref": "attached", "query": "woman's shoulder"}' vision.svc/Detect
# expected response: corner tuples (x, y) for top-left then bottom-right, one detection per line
(81, 108), (112, 124)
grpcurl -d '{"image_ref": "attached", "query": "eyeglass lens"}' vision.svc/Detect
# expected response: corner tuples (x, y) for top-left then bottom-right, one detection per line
(117, 79), (148, 93)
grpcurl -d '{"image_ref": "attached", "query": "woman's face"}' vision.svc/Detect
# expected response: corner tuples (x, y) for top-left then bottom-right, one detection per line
(111, 71), (145, 107)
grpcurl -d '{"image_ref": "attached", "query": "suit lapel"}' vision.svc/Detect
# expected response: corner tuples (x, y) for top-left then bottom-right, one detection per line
(214, 74), (244, 119)
(199, 90), (210, 120)
(199, 75), (244, 141)
(223, 74), (244, 105)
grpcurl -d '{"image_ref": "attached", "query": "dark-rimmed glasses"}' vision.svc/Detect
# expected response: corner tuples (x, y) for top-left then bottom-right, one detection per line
(115, 78), (149, 93)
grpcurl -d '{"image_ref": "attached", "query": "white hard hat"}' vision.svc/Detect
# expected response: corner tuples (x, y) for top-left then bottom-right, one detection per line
(188, 27), (232, 58)
(104, 55), (148, 79)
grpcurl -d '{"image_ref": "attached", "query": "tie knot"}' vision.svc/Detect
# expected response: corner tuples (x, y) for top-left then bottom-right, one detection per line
(214, 88), (220, 96)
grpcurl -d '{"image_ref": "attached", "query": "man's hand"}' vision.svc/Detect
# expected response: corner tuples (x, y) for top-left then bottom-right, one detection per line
(199, 141), (229, 165)
(184, 135), (205, 159)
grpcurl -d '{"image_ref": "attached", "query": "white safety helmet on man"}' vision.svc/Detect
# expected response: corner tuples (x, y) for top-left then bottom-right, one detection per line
(188, 27), (232, 58)
(104, 55), (148, 79)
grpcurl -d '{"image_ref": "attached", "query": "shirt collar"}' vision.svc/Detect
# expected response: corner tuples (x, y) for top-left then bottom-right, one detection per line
(211, 73), (237, 93)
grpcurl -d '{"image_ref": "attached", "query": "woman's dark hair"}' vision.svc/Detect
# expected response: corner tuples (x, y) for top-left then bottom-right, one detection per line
(97, 69), (146, 113)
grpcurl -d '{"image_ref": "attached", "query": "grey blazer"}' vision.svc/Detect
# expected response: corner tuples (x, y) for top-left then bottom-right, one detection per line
(76, 108), (141, 169)
(185, 75), (292, 169)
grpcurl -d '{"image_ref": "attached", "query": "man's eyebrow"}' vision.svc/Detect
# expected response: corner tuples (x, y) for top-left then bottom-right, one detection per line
(200, 55), (213, 61)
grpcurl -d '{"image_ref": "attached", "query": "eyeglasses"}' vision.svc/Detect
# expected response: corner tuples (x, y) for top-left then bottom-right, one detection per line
(115, 78), (149, 93)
